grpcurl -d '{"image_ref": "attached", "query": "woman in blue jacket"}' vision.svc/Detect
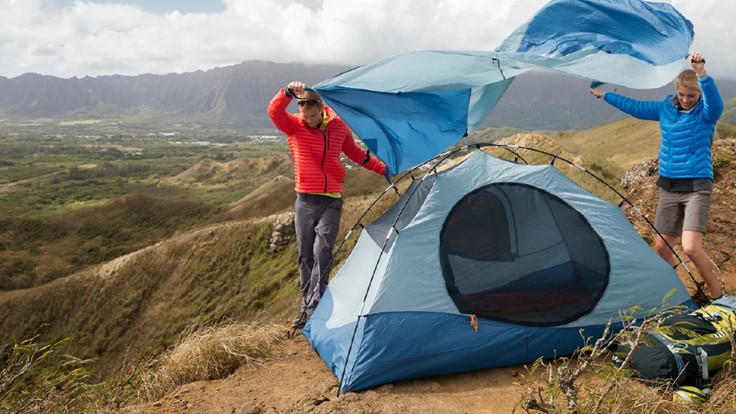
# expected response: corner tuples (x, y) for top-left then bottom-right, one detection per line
(591, 52), (724, 300)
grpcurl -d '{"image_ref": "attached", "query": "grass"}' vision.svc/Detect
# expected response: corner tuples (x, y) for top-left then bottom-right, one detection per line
(0, 214), (306, 390)
(0, 288), (31, 305)
(0, 320), (286, 412)
(551, 118), (661, 173)
(5, 307), (734, 413)
(0, 194), (222, 290)
(0, 329), (98, 414)
(138, 322), (286, 402)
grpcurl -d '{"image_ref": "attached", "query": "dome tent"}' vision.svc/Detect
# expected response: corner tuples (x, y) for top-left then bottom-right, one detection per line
(302, 149), (693, 393)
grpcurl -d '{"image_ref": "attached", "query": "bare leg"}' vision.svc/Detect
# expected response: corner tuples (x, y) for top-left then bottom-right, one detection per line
(682, 230), (722, 299)
(654, 233), (679, 267)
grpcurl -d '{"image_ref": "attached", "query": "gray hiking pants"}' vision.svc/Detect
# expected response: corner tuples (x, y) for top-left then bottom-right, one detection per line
(294, 193), (343, 317)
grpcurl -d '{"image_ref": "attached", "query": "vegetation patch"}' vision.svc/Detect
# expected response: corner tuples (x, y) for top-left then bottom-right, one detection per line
(139, 322), (285, 402)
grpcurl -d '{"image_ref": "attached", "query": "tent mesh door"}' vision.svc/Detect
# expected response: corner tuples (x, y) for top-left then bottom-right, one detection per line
(440, 183), (609, 326)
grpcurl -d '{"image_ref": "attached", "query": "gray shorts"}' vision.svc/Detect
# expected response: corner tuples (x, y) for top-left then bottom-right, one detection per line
(654, 189), (712, 235)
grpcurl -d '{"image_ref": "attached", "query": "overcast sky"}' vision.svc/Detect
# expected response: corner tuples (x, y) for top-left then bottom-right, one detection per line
(1, 0), (734, 80)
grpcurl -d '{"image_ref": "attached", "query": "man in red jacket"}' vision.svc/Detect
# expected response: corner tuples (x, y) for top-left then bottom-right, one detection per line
(268, 81), (388, 328)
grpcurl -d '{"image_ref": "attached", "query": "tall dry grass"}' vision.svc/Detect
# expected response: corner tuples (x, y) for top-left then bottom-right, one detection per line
(704, 373), (736, 413)
(138, 322), (286, 401)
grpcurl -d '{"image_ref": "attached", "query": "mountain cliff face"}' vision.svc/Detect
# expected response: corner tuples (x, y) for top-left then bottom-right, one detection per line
(1, 62), (735, 131)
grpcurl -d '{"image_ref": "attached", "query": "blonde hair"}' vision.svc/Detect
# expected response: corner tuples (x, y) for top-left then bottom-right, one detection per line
(675, 69), (700, 92)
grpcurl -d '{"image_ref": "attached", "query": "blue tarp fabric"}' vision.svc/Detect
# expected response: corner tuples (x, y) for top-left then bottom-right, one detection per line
(314, 0), (694, 173)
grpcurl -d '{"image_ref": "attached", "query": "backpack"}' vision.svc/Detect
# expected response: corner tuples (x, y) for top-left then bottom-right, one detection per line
(615, 296), (736, 387)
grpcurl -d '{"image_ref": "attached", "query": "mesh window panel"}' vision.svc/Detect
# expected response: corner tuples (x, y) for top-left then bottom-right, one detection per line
(440, 183), (609, 326)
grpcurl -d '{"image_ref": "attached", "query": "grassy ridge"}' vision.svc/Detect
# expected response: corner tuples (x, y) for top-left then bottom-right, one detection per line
(0, 195), (220, 290)
(0, 134), (289, 218)
(0, 219), (298, 372)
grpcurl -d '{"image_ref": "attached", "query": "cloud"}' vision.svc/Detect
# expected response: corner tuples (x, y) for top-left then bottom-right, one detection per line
(0, 0), (734, 79)
(672, 0), (736, 80)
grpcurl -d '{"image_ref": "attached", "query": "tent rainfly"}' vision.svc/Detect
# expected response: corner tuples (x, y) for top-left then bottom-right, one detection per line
(313, 0), (694, 174)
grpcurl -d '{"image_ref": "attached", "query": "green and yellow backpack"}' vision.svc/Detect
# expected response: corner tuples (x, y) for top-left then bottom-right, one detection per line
(616, 296), (736, 387)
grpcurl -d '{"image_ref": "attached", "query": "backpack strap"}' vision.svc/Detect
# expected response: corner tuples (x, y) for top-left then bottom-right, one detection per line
(695, 347), (709, 382)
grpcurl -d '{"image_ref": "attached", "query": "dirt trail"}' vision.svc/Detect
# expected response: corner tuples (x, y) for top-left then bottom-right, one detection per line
(118, 333), (527, 414)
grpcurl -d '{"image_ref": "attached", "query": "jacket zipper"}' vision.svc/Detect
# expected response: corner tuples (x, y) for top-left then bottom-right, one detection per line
(322, 129), (329, 192)
(666, 111), (680, 177)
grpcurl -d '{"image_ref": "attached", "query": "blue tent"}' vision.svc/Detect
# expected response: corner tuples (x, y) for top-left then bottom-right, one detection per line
(314, 0), (694, 173)
(302, 150), (693, 393)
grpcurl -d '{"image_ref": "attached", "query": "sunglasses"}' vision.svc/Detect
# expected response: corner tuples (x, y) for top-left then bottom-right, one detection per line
(297, 99), (322, 107)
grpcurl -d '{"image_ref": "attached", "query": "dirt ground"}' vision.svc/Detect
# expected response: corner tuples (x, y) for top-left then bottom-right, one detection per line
(117, 333), (527, 414)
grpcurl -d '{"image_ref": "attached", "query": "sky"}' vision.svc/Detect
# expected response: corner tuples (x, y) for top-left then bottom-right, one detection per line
(1, 0), (734, 80)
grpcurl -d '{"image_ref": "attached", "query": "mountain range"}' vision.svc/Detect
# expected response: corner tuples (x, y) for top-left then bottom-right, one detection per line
(1, 61), (736, 132)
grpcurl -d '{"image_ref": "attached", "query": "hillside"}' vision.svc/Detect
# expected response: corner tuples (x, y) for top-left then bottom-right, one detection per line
(0, 153), (294, 291)
(2, 124), (736, 413)
(0, 194), (222, 290)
